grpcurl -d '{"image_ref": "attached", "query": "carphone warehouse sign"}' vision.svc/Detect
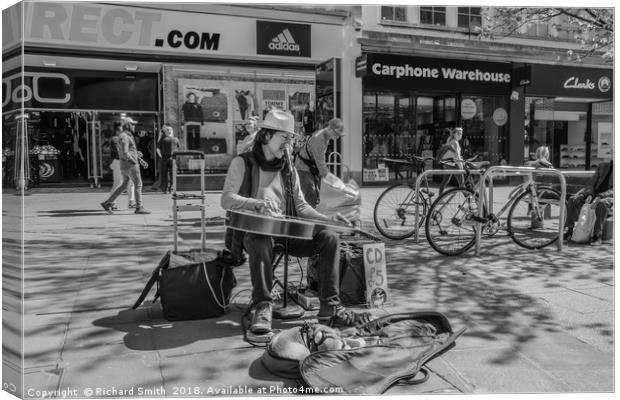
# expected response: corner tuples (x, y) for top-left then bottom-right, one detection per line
(362, 53), (512, 95)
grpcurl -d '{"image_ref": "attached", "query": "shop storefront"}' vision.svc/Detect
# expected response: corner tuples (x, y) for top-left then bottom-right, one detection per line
(357, 53), (512, 184)
(2, 2), (348, 189)
(2, 68), (159, 188)
(523, 64), (613, 170)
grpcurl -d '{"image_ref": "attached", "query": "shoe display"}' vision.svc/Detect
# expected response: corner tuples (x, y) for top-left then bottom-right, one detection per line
(250, 301), (273, 334)
(134, 207), (151, 214)
(100, 202), (113, 214)
(128, 201), (137, 208)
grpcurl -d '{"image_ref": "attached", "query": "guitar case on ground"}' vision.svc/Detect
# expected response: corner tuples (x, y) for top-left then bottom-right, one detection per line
(261, 311), (466, 394)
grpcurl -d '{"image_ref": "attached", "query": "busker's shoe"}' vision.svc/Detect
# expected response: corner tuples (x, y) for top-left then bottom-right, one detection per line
(100, 202), (114, 214)
(590, 235), (603, 246)
(134, 206), (151, 214)
(250, 301), (273, 334)
(318, 304), (372, 329)
(128, 201), (137, 208)
(563, 228), (573, 242)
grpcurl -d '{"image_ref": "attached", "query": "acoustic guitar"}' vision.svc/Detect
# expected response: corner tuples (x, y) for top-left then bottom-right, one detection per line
(226, 210), (378, 240)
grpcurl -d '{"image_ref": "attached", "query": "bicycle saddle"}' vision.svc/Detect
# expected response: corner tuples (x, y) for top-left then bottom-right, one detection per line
(466, 161), (490, 169)
(412, 155), (434, 163)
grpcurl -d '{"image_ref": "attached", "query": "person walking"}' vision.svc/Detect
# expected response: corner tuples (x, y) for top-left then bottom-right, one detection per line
(294, 118), (345, 208)
(109, 122), (137, 209)
(157, 124), (181, 194)
(101, 116), (150, 214)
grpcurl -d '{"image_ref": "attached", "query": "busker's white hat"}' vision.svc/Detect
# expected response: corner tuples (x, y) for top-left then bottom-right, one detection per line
(258, 110), (296, 135)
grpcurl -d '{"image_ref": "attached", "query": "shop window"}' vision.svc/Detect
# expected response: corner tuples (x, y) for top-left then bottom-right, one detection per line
(527, 97), (611, 171)
(381, 6), (406, 22)
(459, 95), (508, 166)
(362, 91), (416, 183)
(457, 7), (481, 29)
(420, 7), (446, 26)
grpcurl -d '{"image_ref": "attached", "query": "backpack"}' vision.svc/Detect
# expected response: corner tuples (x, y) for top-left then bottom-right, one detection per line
(261, 311), (465, 394)
(295, 139), (320, 176)
(435, 143), (455, 162)
(571, 200), (596, 243)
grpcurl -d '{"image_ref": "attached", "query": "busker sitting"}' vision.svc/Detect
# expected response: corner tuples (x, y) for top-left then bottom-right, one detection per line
(220, 109), (371, 335)
(564, 160), (613, 245)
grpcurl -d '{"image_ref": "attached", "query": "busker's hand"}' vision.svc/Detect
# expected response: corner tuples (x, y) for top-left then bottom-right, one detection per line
(332, 212), (353, 226)
(139, 159), (148, 169)
(254, 199), (281, 215)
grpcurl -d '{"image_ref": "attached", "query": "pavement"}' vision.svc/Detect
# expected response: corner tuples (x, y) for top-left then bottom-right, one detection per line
(1, 183), (615, 398)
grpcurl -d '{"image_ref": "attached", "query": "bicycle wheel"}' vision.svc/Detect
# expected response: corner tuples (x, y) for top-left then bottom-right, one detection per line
(508, 186), (563, 249)
(425, 187), (479, 256)
(373, 183), (426, 240)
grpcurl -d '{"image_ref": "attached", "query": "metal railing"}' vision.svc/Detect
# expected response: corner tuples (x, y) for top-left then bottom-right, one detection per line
(476, 166), (567, 255)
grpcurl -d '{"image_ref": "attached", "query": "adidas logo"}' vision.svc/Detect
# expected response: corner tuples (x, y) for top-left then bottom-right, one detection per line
(268, 28), (300, 52)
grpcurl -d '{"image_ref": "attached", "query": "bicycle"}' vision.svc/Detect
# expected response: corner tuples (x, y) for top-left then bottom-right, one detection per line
(373, 155), (435, 240)
(425, 159), (564, 256)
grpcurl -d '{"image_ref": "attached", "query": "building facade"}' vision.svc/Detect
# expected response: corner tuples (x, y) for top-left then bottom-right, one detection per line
(2, 2), (351, 189)
(2, 3), (613, 189)
(350, 6), (613, 185)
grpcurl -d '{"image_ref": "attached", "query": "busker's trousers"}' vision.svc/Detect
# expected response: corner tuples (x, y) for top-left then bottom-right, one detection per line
(244, 229), (341, 308)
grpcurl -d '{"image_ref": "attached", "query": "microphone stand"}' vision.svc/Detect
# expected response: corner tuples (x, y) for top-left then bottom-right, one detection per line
(273, 146), (304, 320)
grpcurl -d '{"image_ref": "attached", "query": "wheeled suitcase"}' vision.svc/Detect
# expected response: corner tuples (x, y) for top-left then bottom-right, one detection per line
(132, 151), (236, 320)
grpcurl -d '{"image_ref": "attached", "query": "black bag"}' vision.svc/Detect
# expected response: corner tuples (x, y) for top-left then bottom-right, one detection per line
(133, 251), (236, 321)
(307, 242), (368, 306)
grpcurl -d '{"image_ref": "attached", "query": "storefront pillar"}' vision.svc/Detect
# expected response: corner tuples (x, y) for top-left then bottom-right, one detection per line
(508, 86), (525, 167)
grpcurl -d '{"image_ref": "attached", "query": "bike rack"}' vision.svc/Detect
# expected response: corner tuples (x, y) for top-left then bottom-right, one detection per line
(476, 166), (567, 255)
(486, 169), (594, 215)
(413, 168), (484, 242)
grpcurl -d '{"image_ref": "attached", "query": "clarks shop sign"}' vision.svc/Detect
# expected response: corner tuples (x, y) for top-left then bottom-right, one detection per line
(362, 54), (512, 95)
(529, 65), (613, 99)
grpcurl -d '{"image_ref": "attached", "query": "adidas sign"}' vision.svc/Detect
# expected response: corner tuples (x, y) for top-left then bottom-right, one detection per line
(268, 28), (300, 52)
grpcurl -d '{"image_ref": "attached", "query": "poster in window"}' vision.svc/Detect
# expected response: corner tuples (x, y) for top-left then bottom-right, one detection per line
(259, 84), (287, 118)
(233, 87), (259, 121)
(178, 79), (233, 163)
